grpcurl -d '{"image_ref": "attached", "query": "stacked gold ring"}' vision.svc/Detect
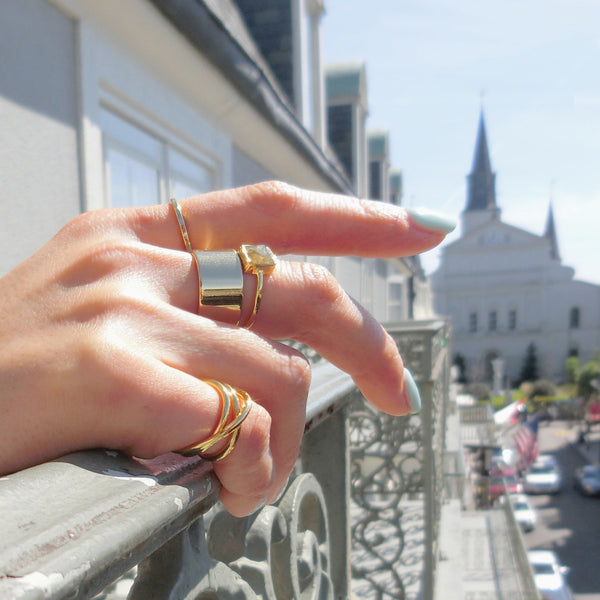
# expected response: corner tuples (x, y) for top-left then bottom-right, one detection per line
(177, 380), (252, 461)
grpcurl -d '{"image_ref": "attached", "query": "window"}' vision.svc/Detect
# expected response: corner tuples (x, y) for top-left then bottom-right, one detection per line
(360, 260), (373, 313)
(389, 282), (404, 302)
(569, 307), (580, 329)
(508, 309), (517, 331)
(369, 160), (381, 199)
(488, 311), (497, 332)
(327, 104), (353, 180)
(469, 311), (478, 333)
(101, 107), (215, 208)
(388, 282), (404, 321)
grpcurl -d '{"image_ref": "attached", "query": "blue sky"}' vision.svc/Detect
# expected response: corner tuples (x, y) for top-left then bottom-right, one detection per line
(322, 0), (600, 283)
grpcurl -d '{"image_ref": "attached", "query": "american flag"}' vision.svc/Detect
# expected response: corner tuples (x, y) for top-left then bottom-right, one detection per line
(513, 415), (540, 471)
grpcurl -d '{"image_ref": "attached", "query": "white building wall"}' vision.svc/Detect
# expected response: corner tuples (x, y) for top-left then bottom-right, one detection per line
(0, 0), (81, 276)
(434, 219), (600, 383)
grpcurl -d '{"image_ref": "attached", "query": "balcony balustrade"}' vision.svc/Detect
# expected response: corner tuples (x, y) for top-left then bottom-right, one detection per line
(0, 319), (451, 600)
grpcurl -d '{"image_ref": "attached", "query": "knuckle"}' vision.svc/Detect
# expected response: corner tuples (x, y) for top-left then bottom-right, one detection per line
(59, 239), (149, 290)
(57, 210), (99, 240)
(298, 262), (344, 309)
(91, 239), (145, 272)
(57, 209), (120, 247)
(71, 282), (155, 329)
(253, 180), (298, 199)
(286, 351), (312, 398)
(248, 180), (303, 211)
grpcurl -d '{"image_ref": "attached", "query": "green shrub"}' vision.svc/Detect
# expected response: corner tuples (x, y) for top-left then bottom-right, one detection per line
(578, 360), (600, 399)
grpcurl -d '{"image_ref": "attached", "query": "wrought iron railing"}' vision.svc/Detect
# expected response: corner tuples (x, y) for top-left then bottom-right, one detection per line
(348, 319), (452, 600)
(0, 319), (451, 600)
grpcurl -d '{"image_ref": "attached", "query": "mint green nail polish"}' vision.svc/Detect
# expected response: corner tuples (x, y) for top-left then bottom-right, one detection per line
(404, 368), (421, 414)
(407, 207), (457, 234)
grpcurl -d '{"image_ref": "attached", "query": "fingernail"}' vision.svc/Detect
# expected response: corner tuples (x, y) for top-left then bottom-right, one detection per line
(403, 368), (421, 414)
(407, 207), (457, 234)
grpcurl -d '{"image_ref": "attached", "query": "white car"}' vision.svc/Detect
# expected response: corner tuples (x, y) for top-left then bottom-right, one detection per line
(510, 494), (537, 532)
(527, 550), (574, 600)
(524, 455), (562, 494)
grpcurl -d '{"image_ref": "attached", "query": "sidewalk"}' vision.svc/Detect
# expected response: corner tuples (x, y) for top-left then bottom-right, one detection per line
(435, 499), (536, 600)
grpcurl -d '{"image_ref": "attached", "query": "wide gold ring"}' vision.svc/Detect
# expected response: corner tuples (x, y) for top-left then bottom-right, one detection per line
(177, 380), (252, 461)
(170, 198), (277, 325)
(192, 250), (244, 309)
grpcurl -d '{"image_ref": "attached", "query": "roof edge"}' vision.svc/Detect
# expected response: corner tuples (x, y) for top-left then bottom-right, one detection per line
(147, 0), (353, 194)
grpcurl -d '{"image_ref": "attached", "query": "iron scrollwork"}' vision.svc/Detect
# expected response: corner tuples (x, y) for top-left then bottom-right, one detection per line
(209, 473), (333, 600)
(348, 320), (451, 600)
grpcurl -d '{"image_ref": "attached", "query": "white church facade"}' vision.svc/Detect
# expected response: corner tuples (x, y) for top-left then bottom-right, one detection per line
(432, 113), (600, 385)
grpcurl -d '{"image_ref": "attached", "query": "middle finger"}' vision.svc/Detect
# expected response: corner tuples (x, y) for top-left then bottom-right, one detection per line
(155, 248), (412, 417)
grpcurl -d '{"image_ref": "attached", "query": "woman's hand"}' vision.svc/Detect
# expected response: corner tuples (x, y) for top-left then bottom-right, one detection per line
(0, 181), (455, 516)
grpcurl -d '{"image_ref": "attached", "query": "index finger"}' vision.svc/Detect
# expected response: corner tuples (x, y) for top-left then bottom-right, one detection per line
(130, 181), (455, 257)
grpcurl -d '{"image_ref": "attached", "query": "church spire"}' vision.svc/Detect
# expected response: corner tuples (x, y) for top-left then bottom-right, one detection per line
(544, 201), (560, 261)
(465, 111), (497, 212)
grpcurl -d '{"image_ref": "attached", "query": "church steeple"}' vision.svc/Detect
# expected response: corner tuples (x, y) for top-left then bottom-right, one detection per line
(544, 202), (560, 261)
(466, 111), (497, 212)
(461, 110), (501, 234)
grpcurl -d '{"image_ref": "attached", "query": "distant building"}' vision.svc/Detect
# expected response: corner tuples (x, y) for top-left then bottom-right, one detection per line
(432, 112), (600, 383)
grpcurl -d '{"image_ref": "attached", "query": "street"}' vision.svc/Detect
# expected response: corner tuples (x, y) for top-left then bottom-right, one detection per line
(522, 421), (600, 599)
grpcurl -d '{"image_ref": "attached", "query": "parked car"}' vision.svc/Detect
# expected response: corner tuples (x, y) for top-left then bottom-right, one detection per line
(573, 464), (600, 496)
(489, 470), (522, 501)
(523, 455), (562, 494)
(510, 494), (537, 532)
(527, 550), (574, 600)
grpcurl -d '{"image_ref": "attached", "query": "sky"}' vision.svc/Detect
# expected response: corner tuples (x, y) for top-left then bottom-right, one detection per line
(321, 0), (600, 284)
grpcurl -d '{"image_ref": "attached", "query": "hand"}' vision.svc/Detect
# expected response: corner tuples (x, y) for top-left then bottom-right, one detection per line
(0, 181), (454, 516)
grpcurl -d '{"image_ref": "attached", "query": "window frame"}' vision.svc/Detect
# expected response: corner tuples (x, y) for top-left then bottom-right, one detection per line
(569, 307), (581, 329)
(100, 104), (219, 208)
(76, 19), (232, 211)
(469, 311), (478, 333)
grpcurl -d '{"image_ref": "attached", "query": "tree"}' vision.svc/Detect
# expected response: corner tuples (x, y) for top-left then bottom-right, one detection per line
(577, 360), (600, 399)
(565, 356), (579, 385)
(531, 379), (557, 398)
(519, 343), (539, 384)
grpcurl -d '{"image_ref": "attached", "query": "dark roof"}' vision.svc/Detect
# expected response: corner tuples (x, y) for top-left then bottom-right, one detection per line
(368, 131), (389, 161)
(233, 0), (295, 107)
(544, 202), (560, 260)
(471, 112), (492, 176)
(465, 111), (497, 212)
(325, 62), (366, 101)
(147, 0), (352, 194)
